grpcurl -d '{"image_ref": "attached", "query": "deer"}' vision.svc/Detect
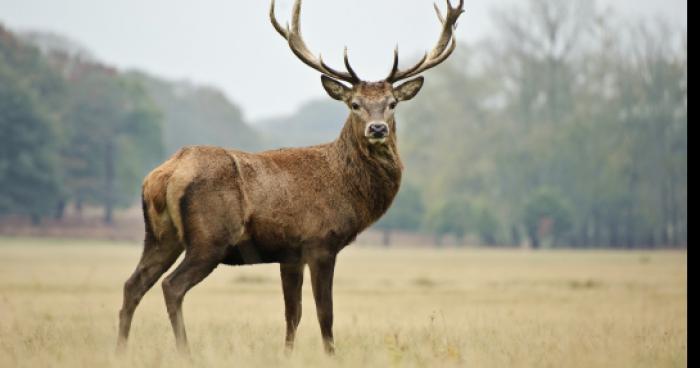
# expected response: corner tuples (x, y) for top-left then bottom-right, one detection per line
(116, 0), (464, 355)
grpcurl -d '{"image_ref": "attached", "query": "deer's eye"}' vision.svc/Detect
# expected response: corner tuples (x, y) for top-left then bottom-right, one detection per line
(389, 101), (397, 110)
(351, 103), (361, 111)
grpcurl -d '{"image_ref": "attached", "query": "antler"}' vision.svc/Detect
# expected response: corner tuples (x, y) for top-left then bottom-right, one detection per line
(270, 0), (361, 84)
(386, 0), (465, 83)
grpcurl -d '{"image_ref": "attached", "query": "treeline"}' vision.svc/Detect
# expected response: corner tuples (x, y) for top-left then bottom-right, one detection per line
(0, 27), (161, 223)
(257, 99), (346, 148)
(0, 0), (687, 248)
(0, 27), (261, 224)
(381, 0), (687, 248)
(132, 73), (261, 156)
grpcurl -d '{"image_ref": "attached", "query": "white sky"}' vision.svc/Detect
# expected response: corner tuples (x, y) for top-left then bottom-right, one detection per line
(0, 0), (687, 121)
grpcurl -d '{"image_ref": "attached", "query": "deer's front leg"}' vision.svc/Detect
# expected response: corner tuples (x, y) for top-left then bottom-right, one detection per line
(309, 253), (337, 355)
(280, 263), (304, 351)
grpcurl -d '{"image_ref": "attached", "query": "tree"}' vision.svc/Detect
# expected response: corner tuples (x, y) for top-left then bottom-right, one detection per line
(490, 0), (596, 126)
(133, 73), (262, 155)
(1, 27), (165, 224)
(0, 65), (61, 222)
(522, 189), (572, 249)
(374, 183), (424, 246)
(398, 0), (686, 249)
(0, 26), (66, 223)
(425, 199), (474, 246)
(473, 206), (501, 246)
(58, 60), (163, 223)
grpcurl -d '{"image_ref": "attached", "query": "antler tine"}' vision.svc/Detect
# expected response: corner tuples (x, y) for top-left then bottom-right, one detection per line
(416, 34), (457, 73)
(387, 52), (429, 82)
(389, 46), (400, 80)
(434, 3), (445, 24)
(270, 0), (360, 84)
(344, 47), (360, 82)
(269, 0), (289, 38)
(320, 53), (358, 82)
(386, 0), (465, 83)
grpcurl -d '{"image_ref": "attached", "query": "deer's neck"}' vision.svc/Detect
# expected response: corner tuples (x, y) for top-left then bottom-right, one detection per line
(332, 114), (403, 225)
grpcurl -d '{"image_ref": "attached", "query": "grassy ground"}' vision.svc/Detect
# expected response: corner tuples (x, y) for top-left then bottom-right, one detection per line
(0, 237), (687, 367)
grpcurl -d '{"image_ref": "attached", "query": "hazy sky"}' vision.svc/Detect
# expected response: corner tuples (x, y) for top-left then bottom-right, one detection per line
(0, 0), (687, 121)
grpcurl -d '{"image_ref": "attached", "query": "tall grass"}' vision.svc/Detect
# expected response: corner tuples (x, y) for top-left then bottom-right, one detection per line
(0, 238), (687, 367)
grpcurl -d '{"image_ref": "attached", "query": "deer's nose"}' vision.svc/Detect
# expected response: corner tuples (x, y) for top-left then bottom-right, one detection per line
(368, 123), (389, 138)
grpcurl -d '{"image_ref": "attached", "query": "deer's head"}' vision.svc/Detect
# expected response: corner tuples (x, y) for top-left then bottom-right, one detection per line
(270, 0), (465, 146)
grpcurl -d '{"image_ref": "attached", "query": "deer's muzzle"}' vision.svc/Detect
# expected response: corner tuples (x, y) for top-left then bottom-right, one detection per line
(365, 122), (390, 143)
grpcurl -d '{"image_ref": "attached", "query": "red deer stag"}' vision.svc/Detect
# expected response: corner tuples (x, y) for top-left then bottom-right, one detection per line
(117, 0), (464, 355)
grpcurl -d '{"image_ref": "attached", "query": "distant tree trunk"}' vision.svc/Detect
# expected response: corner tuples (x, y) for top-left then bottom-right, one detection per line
(382, 229), (391, 247)
(576, 220), (589, 248)
(592, 211), (601, 247)
(680, 216), (688, 249)
(104, 141), (115, 225)
(55, 200), (66, 220)
(510, 225), (521, 247)
(30, 213), (41, 226)
(660, 181), (671, 248)
(104, 204), (115, 225)
(482, 235), (497, 247)
(609, 221), (620, 248)
(624, 208), (634, 249)
(647, 230), (657, 249)
(670, 181), (681, 248)
(527, 227), (540, 249)
(75, 199), (84, 219)
(660, 222), (669, 248)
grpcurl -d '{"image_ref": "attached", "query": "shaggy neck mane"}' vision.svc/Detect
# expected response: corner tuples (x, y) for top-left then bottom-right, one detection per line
(330, 113), (403, 226)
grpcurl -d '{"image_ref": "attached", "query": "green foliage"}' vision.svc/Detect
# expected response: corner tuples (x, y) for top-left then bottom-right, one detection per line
(522, 189), (573, 248)
(473, 206), (501, 246)
(0, 26), (267, 224)
(0, 1), (687, 248)
(396, 0), (686, 248)
(376, 183), (424, 231)
(425, 198), (473, 245)
(423, 198), (503, 246)
(57, 62), (163, 222)
(0, 27), (64, 221)
(133, 73), (262, 155)
(0, 64), (61, 219)
(256, 99), (345, 149)
(374, 183), (425, 245)
(0, 26), (164, 223)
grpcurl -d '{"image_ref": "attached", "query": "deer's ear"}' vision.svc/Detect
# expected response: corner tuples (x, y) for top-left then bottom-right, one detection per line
(394, 77), (424, 101)
(322, 76), (352, 101)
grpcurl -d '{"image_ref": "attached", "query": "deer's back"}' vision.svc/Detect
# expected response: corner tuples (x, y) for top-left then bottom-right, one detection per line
(143, 145), (362, 263)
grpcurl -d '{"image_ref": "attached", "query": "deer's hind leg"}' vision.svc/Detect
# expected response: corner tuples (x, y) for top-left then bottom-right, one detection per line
(160, 184), (242, 353)
(161, 248), (224, 353)
(117, 232), (183, 352)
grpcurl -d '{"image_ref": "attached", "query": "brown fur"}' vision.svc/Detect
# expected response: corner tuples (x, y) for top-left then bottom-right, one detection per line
(117, 0), (463, 355)
(116, 82), (414, 355)
(145, 104), (402, 251)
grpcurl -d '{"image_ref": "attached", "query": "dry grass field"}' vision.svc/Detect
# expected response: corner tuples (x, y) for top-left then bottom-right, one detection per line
(0, 237), (687, 368)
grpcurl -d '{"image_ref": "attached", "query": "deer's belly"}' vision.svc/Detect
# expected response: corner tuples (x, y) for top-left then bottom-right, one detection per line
(222, 240), (301, 266)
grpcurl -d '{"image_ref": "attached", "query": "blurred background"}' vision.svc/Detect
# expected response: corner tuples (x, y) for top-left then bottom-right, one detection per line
(0, 0), (687, 249)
